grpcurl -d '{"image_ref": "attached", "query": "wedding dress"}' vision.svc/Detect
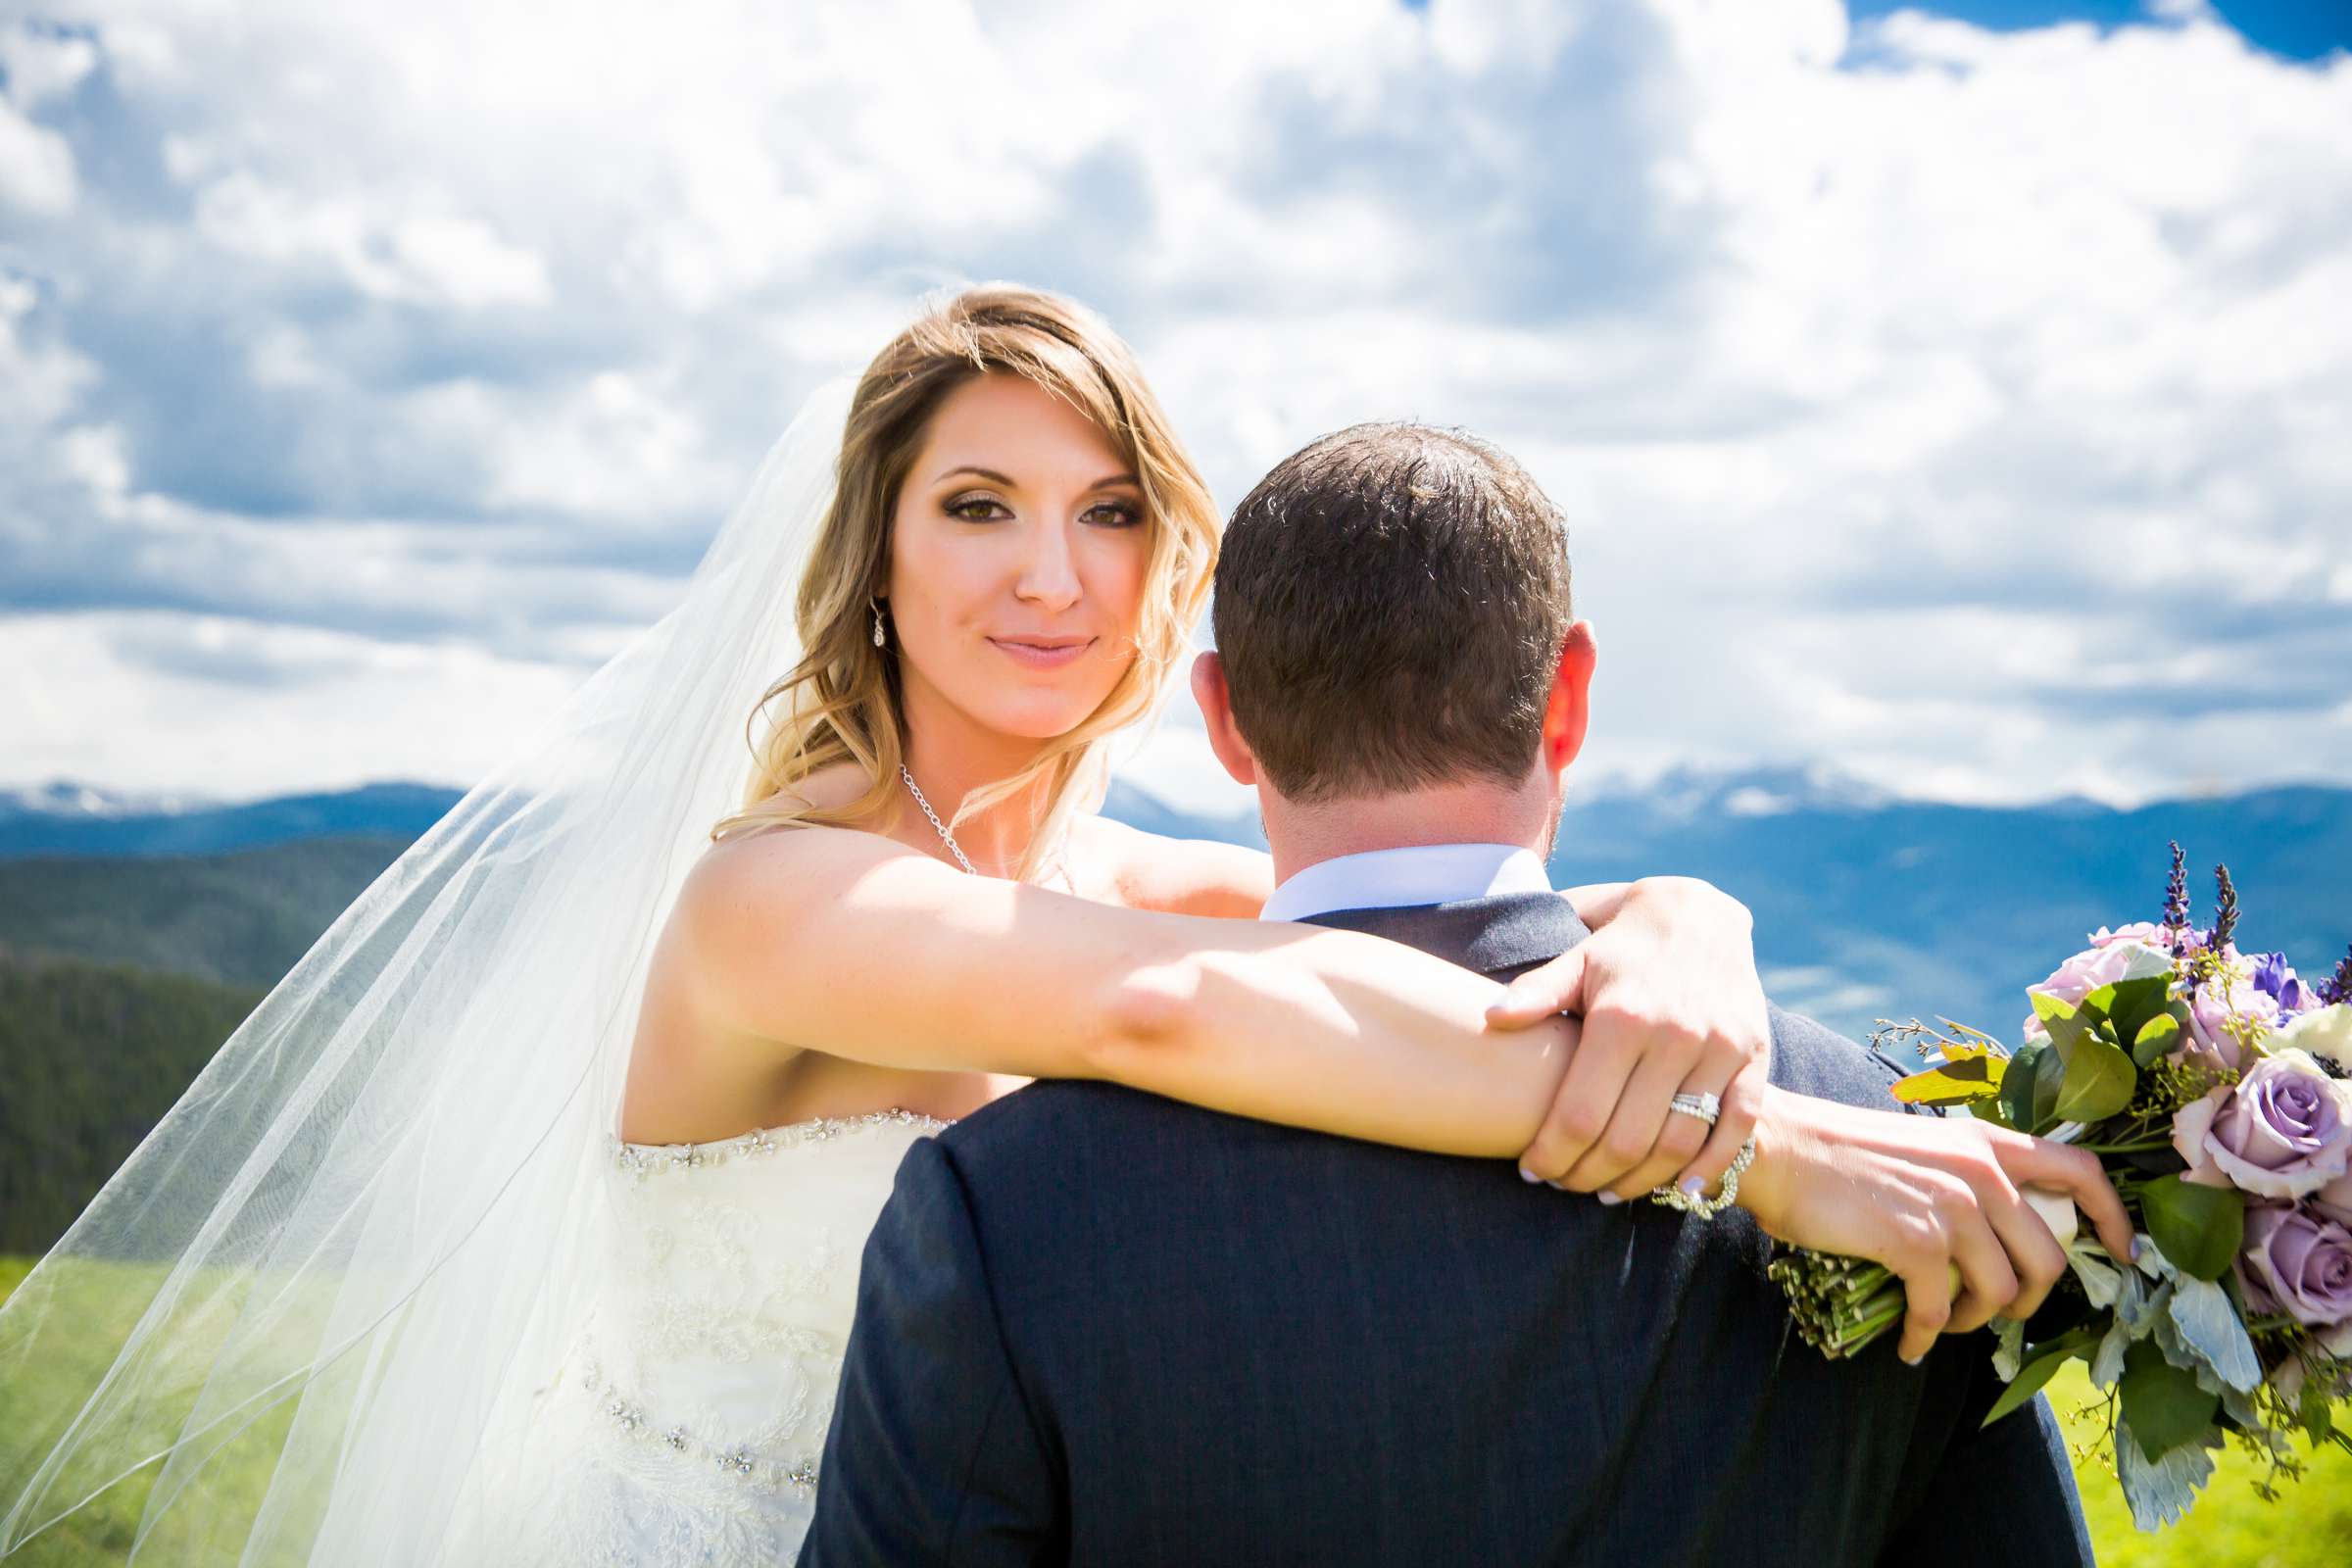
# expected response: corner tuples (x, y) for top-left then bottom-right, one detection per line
(499, 1109), (950, 1567)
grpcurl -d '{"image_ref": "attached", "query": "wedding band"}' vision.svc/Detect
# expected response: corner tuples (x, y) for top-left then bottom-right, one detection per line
(1668, 1092), (1721, 1126)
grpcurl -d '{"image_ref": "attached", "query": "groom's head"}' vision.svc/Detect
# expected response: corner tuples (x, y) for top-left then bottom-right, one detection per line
(1192, 422), (1594, 866)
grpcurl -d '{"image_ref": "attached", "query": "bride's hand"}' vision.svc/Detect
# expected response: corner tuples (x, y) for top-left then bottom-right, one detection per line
(1738, 1089), (2139, 1363)
(1491, 876), (1770, 1202)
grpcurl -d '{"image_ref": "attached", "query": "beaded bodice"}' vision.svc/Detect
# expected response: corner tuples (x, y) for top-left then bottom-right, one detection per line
(522, 1108), (949, 1567)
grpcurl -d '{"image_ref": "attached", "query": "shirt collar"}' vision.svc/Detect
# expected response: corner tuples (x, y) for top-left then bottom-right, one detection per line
(1258, 843), (1554, 923)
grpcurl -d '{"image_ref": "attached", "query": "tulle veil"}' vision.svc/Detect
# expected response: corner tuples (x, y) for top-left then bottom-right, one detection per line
(0, 367), (863, 1563)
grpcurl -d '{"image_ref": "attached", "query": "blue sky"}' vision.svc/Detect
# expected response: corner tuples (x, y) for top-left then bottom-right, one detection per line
(2, 0), (2348, 814)
(1846, 2), (2351, 60)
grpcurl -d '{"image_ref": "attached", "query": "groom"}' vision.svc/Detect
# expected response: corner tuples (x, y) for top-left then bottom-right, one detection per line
(801, 424), (2094, 1565)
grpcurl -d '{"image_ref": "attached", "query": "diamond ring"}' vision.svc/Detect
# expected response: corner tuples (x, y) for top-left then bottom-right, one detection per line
(1668, 1091), (1722, 1126)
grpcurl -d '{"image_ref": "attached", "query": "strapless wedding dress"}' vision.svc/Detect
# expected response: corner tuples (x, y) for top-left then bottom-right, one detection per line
(502, 1107), (950, 1567)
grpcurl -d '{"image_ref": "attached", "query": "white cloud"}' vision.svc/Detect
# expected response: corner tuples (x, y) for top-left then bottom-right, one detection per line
(0, 611), (586, 799)
(1, 0), (2346, 814)
(0, 94), (75, 213)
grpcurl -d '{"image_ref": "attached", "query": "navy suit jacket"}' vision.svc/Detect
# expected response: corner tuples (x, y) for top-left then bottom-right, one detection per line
(801, 892), (2091, 1566)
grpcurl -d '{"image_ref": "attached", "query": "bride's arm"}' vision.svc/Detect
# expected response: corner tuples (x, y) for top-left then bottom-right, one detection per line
(1106, 823), (1774, 1202)
(680, 825), (2136, 1353)
(677, 825), (1571, 1155)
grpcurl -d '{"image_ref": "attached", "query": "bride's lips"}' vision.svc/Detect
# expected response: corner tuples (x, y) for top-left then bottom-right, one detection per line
(988, 635), (1095, 669)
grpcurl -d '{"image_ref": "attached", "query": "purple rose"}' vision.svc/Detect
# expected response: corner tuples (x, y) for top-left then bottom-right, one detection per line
(2237, 1201), (2352, 1352)
(2172, 1051), (2352, 1198)
(2175, 1050), (2352, 1200)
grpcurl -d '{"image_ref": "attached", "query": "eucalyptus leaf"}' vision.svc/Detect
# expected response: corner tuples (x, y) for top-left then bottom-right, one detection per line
(2002, 1037), (2051, 1133)
(2138, 1176), (2245, 1283)
(1892, 1048), (2006, 1107)
(2132, 1010), (2182, 1070)
(2108, 975), (2172, 1049)
(1982, 1341), (2077, 1429)
(2031, 1036), (2066, 1127)
(2030, 991), (2080, 1028)
(2053, 1031), (2137, 1123)
(2040, 1005), (2093, 1059)
(2121, 1339), (2221, 1459)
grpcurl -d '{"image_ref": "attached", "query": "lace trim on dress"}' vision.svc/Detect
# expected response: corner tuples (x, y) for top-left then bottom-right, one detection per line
(611, 1106), (955, 1181)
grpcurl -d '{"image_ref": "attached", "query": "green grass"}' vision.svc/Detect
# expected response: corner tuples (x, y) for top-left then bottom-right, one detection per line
(2045, 1361), (2352, 1567)
(0, 1254), (305, 1565)
(2, 1257), (2347, 1563)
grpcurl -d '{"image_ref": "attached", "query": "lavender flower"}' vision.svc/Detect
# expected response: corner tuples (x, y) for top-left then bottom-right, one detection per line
(2163, 840), (2192, 944)
(2211, 863), (2240, 953)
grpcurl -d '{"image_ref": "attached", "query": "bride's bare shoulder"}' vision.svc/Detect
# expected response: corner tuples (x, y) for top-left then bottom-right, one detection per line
(686, 765), (906, 891)
(1072, 812), (1273, 918)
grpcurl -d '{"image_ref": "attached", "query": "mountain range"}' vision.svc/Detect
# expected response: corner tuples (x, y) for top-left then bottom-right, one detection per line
(4, 768), (2345, 1046)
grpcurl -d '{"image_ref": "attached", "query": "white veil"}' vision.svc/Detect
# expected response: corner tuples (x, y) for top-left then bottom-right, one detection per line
(0, 369), (859, 1563)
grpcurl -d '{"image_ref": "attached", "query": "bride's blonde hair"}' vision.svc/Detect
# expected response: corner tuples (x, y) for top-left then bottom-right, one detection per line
(709, 284), (1220, 877)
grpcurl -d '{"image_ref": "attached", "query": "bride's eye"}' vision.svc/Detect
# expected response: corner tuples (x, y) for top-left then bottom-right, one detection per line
(945, 492), (1010, 521)
(1083, 500), (1144, 528)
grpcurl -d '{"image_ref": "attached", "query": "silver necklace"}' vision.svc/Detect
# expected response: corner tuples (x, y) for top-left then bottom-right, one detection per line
(899, 763), (1076, 893)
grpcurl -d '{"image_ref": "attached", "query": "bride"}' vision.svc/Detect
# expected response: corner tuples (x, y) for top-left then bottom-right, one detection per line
(0, 284), (2126, 1566)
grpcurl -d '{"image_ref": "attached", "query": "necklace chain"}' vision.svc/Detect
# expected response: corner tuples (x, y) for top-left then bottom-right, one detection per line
(898, 763), (976, 874)
(898, 763), (1076, 893)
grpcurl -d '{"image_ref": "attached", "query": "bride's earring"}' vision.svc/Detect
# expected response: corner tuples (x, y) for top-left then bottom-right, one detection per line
(869, 597), (886, 648)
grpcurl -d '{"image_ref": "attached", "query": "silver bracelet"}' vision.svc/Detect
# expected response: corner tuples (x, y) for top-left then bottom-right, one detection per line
(1647, 1134), (1757, 1220)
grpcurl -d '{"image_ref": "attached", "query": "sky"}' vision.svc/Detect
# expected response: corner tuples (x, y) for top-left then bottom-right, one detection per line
(3, 0), (2348, 818)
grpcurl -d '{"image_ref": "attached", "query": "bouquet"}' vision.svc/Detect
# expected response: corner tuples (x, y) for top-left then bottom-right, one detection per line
(1768, 844), (2352, 1530)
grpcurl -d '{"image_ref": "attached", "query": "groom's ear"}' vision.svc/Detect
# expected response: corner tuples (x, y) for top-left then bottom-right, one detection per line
(1541, 621), (1597, 775)
(1190, 652), (1259, 787)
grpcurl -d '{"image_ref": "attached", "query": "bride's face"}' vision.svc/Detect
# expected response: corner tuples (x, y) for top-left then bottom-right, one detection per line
(885, 371), (1152, 745)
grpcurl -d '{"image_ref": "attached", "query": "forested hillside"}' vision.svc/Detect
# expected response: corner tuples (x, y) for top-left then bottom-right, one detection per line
(0, 947), (262, 1253)
(0, 835), (410, 989)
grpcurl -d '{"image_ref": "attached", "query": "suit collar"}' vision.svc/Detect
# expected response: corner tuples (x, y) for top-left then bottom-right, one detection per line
(1295, 892), (1590, 978)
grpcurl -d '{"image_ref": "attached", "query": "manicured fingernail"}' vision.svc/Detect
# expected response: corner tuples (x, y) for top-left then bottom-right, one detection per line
(2130, 1238), (2144, 1261)
(1901, 1351), (1923, 1367)
(1678, 1175), (1704, 1199)
(1546, 1179), (1571, 1192)
(1595, 1192), (1623, 1207)
(1519, 1165), (1542, 1184)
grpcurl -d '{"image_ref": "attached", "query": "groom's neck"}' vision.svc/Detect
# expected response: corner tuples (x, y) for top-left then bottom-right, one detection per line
(1258, 774), (1555, 888)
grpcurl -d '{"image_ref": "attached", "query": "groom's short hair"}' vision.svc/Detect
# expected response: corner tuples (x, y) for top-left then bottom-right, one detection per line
(1212, 422), (1574, 804)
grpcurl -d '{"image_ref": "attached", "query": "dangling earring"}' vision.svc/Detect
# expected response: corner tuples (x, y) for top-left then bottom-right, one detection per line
(869, 596), (887, 648)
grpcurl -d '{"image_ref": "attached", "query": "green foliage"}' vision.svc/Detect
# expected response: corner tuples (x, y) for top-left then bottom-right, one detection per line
(0, 950), (262, 1254)
(1984, 1328), (2098, 1429)
(2055, 1031), (2138, 1124)
(2122, 1340), (2223, 1460)
(2004, 1036), (2060, 1133)
(2139, 1175), (2248, 1284)
(1891, 1044), (2007, 1107)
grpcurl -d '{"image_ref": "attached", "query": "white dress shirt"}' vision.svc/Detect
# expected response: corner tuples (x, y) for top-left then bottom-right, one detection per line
(1257, 842), (1554, 923)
